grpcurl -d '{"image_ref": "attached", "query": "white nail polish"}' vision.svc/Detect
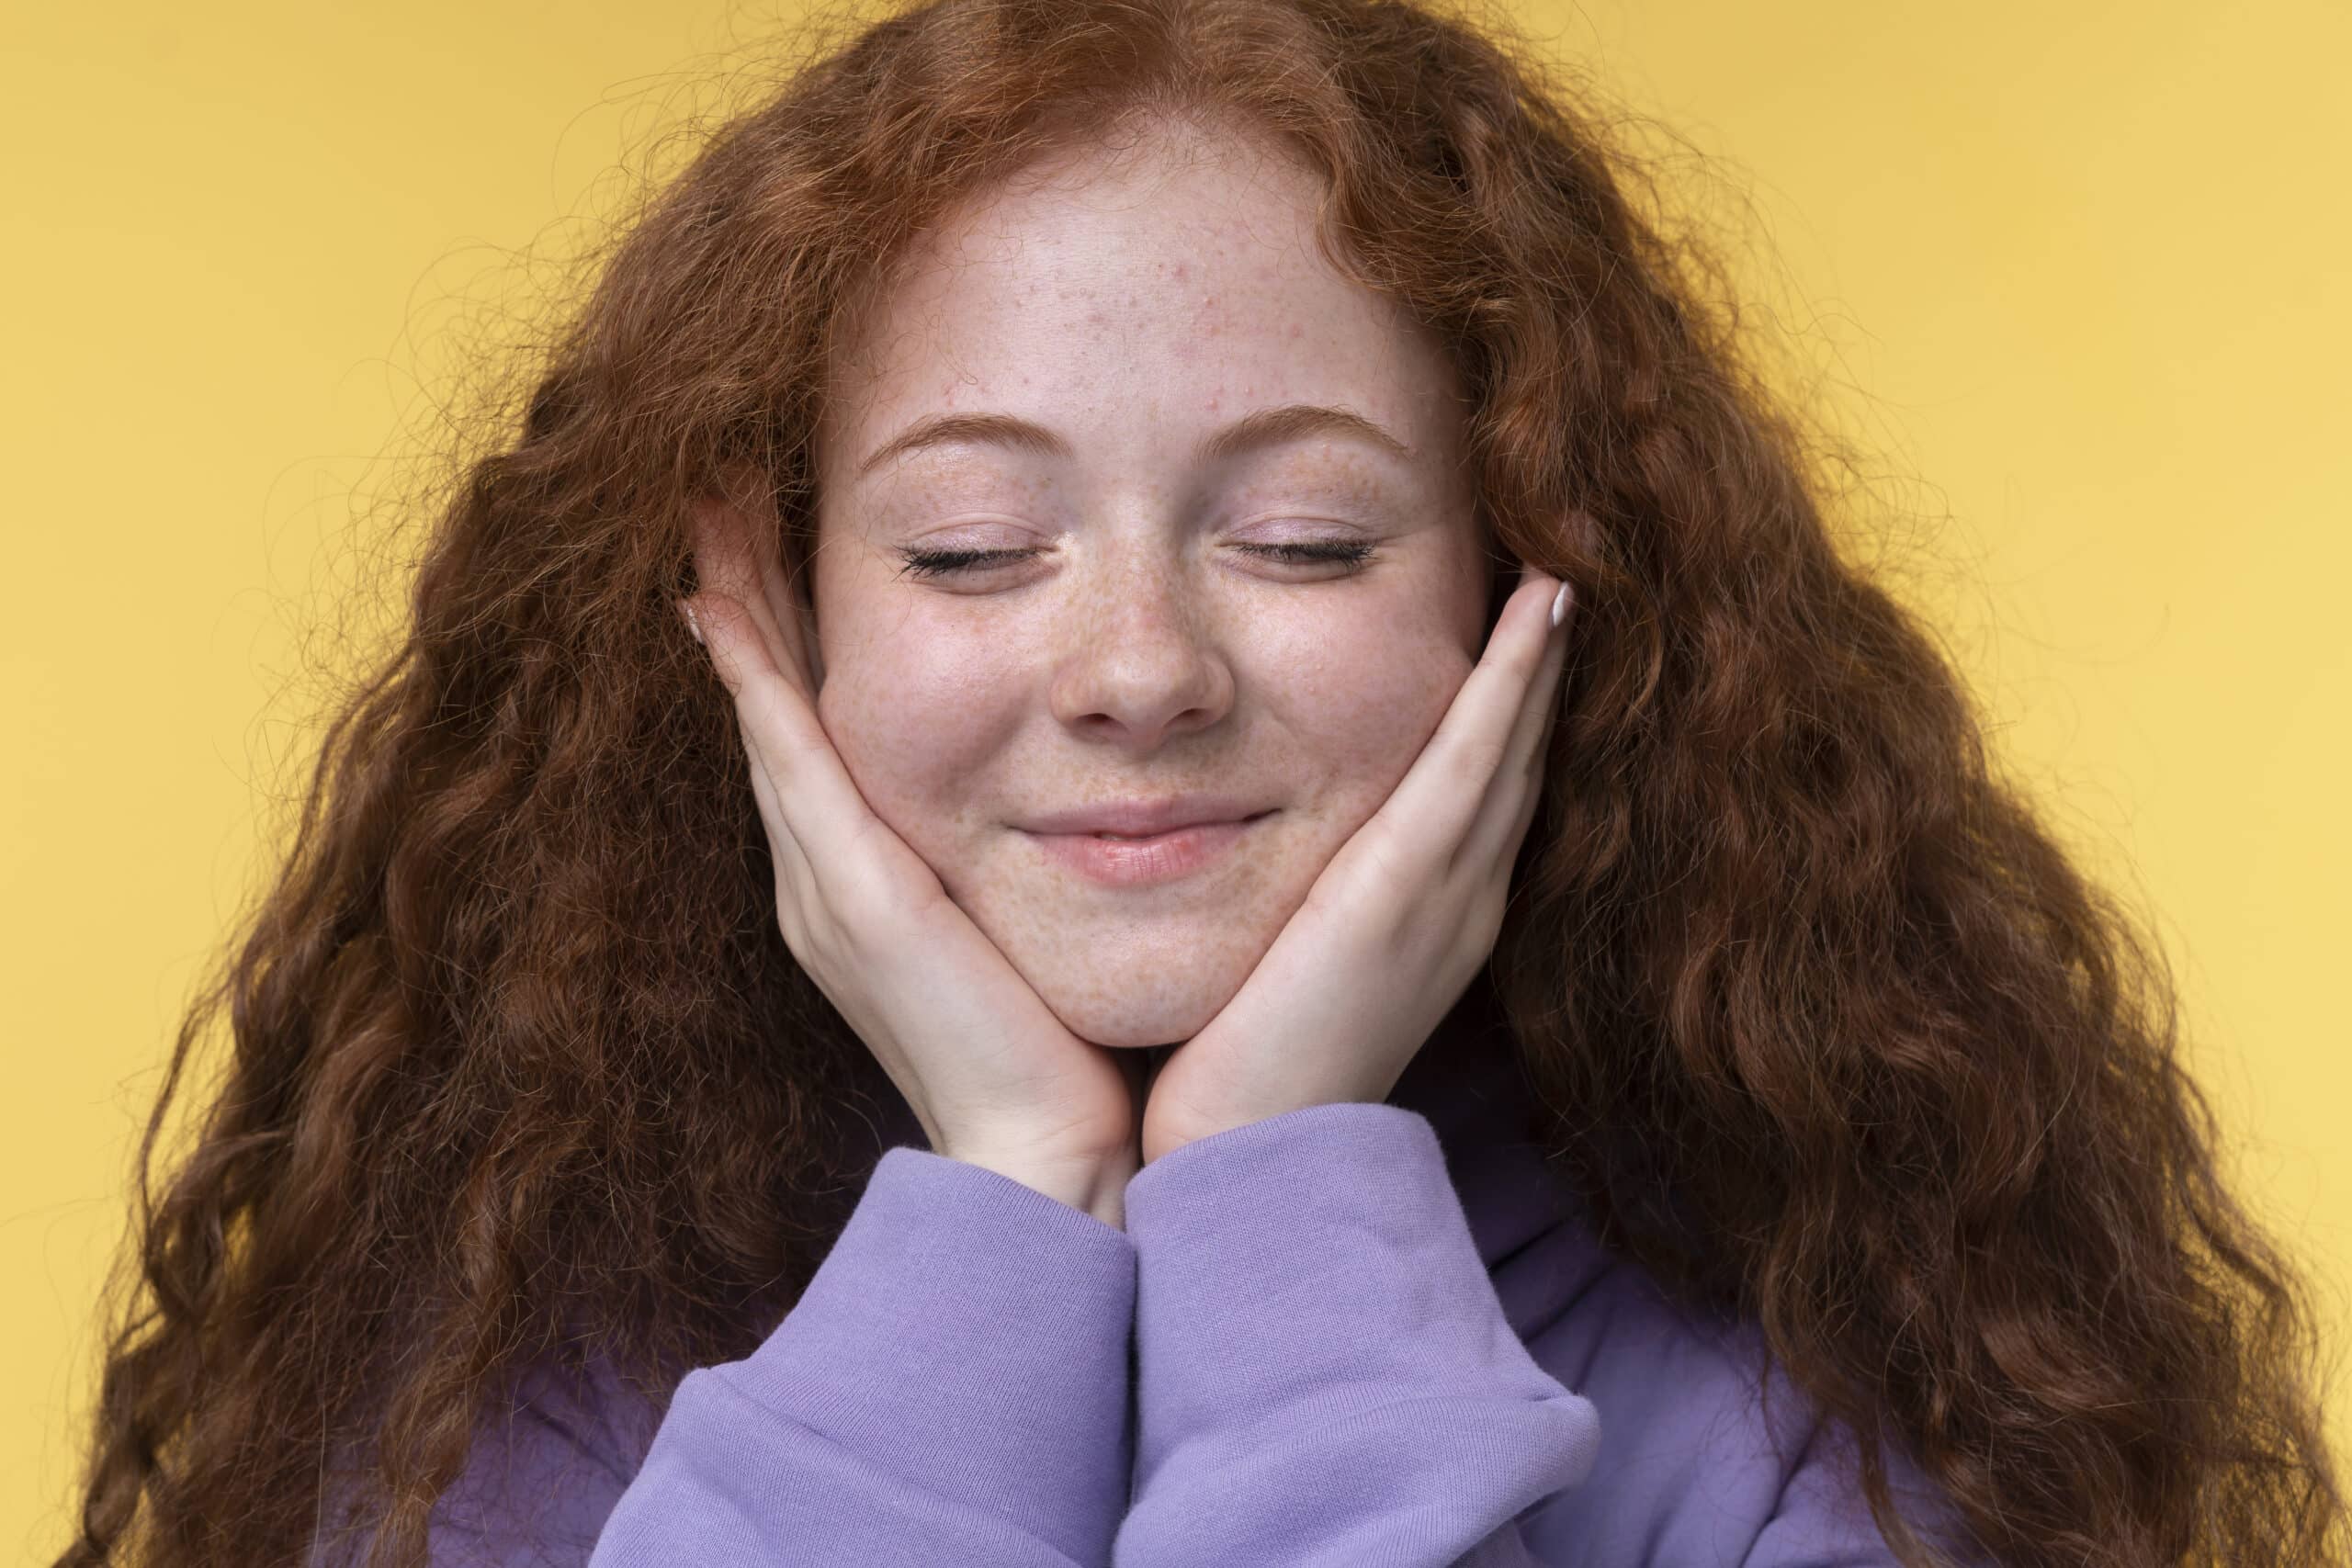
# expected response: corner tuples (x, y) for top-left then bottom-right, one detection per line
(1550, 582), (1571, 628)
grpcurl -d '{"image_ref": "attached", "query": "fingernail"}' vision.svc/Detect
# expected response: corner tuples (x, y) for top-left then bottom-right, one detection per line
(677, 598), (704, 646)
(1549, 581), (1572, 629)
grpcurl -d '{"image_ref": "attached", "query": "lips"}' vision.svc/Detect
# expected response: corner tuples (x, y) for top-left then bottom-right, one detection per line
(1075, 816), (1269, 842)
(1022, 811), (1273, 887)
(1020, 794), (1273, 838)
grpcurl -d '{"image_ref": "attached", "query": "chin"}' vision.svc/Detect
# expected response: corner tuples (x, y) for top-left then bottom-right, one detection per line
(1030, 964), (1250, 1050)
(948, 837), (1310, 1050)
(1056, 992), (1227, 1051)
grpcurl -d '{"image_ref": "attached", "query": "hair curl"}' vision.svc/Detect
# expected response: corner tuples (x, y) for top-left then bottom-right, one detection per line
(58, 1), (2346, 1563)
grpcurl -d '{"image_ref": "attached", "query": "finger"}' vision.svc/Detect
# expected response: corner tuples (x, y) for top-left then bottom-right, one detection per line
(689, 590), (819, 879)
(714, 460), (824, 694)
(724, 671), (820, 937)
(692, 493), (807, 703)
(1374, 563), (1563, 856)
(754, 518), (825, 695)
(688, 589), (878, 909)
(1462, 575), (1574, 871)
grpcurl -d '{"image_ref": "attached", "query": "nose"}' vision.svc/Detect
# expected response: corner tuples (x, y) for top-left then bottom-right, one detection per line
(1046, 553), (1235, 750)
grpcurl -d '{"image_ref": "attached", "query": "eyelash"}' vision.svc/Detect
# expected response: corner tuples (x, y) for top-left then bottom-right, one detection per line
(894, 540), (1377, 581)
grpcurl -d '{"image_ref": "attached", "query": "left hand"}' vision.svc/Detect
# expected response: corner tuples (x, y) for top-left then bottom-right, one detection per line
(1136, 561), (1577, 1168)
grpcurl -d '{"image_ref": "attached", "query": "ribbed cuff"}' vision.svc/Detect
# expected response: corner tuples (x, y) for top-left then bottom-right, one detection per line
(1122, 1100), (1597, 1480)
(718, 1145), (1138, 1560)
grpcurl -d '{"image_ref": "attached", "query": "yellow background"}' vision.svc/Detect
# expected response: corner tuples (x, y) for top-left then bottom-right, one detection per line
(6, 1), (2346, 1556)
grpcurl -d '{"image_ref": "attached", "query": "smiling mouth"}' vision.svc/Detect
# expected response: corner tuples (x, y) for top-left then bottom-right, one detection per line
(1022, 810), (1277, 886)
(1082, 809), (1276, 842)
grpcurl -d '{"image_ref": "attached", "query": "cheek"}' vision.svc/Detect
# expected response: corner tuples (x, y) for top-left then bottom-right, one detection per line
(1259, 591), (1478, 803)
(812, 618), (1011, 839)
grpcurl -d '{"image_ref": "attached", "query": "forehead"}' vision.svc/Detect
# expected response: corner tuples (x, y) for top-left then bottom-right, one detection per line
(816, 127), (1464, 485)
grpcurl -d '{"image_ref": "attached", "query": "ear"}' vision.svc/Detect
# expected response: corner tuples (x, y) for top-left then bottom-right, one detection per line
(703, 459), (825, 694)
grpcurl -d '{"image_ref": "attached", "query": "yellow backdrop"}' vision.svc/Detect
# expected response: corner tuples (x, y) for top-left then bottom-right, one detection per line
(6, 1), (2346, 1557)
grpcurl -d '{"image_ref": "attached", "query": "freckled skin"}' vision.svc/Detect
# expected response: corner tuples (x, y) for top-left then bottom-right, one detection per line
(808, 120), (1492, 1049)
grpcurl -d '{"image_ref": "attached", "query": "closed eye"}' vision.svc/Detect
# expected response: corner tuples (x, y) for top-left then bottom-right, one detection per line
(893, 539), (1376, 581)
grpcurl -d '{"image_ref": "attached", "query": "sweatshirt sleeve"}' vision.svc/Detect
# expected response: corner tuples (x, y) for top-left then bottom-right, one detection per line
(1111, 1100), (1600, 1568)
(587, 1144), (1138, 1568)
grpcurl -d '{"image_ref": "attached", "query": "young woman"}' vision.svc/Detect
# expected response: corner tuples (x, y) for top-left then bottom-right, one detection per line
(60, 1), (2346, 1564)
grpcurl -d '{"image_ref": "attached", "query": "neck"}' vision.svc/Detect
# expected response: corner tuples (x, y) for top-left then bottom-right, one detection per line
(1385, 969), (1530, 1151)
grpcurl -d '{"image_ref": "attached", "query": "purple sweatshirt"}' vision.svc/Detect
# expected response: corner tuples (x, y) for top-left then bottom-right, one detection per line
(319, 1024), (1991, 1565)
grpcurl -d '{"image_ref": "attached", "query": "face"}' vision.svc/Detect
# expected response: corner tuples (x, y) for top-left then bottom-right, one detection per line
(807, 120), (1493, 1049)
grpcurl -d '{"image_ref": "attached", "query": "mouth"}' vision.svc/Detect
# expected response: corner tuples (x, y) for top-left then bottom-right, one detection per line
(1076, 811), (1271, 841)
(1022, 809), (1277, 887)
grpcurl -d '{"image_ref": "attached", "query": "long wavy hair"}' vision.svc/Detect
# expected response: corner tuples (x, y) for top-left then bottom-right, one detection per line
(58, 1), (2346, 1563)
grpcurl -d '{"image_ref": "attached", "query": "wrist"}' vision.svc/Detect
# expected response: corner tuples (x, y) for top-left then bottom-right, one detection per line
(956, 1142), (1138, 1230)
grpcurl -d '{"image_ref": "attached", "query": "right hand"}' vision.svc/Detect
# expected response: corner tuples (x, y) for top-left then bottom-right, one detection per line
(681, 483), (1145, 1224)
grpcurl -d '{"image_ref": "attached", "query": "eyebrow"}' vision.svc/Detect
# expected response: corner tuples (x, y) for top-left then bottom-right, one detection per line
(852, 401), (1414, 482)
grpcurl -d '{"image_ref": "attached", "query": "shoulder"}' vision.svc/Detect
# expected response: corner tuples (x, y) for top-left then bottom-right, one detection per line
(1495, 1212), (1991, 1566)
(309, 1352), (664, 1568)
